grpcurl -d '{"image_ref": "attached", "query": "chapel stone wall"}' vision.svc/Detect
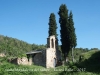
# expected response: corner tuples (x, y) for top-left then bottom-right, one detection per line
(46, 35), (57, 68)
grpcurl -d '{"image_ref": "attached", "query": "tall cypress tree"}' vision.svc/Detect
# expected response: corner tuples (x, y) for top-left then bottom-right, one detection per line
(48, 13), (57, 37)
(58, 4), (77, 61)
(68, 11), (77, 49)
(58, 4), (69, 60)
(68, 11), (77, 62)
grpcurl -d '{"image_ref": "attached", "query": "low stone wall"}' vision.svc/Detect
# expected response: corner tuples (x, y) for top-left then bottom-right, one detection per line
(0, 53), (6, 57)
(17, 57), (32, 65)
(10, 57), (32, 65)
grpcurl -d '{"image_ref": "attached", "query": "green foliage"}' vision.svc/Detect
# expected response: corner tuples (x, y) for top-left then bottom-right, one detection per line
(58, 4), (69, 58)
(0, 57), (8, 63)
(65, 61), (78, 72)
(0, 35), (46, 57)
(32, 43), (46, 50)
(48, 13), (57, 37)
(77, 50), (100, 73)
(59, 71), (100, 75)
(68, 11), (77, 48)
(79, 50), (99, 61)
(68, 48), (89, 62)
(58, 4), (77, 59)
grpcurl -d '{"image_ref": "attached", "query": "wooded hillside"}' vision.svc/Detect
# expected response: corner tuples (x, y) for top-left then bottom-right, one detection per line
(0, 35), (46, 57)
(0, 35), (99, 59)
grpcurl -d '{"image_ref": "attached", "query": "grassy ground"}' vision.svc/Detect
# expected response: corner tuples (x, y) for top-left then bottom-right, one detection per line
(0, 62), (100, 75)
(0, 50), (100, 75)
(77, 50), (100, 73)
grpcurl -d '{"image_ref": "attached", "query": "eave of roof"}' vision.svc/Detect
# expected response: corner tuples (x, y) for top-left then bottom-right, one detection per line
(26, 50), (42, 54)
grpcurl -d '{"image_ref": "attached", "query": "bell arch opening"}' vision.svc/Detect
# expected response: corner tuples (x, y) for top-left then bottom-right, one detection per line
(51, 38), (54, 48)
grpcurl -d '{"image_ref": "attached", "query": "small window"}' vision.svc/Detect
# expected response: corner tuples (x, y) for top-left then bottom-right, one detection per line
(51, 39), (54, 48)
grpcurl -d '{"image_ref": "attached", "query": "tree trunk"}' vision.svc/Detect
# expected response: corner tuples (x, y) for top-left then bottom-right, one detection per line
(64, 53), (68, 63)
(72, 48), (74, 62)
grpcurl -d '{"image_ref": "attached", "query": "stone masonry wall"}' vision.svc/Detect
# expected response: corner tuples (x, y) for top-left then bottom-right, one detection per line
(10, 57), (32, 65)
(46, 48), (56, 68)
(17, 57), (32, 65)
(0, 53), (6, 57)
(46, 35), (57, 68)
(33, 50), (46, 67)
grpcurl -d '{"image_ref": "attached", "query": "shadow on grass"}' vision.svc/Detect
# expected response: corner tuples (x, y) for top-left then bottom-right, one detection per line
(58, 51), (100, 75)
(77, 51), (100, 73)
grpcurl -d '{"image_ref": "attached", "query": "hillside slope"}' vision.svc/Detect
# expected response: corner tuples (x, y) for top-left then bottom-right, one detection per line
(78, 50), (100, 73)
(0, 35), (46, 57)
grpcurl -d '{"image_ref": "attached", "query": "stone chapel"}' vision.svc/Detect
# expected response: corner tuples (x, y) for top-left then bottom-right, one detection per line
(26, 35), (61, 68)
